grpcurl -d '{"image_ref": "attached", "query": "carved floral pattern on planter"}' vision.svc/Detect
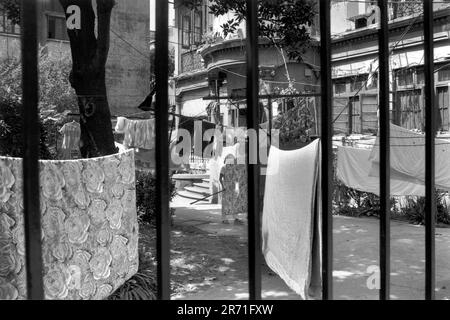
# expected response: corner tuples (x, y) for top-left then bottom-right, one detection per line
(0, 150), (138, 300)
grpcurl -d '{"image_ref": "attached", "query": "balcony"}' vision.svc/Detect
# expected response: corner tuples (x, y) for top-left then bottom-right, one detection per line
(180, 50), (205, 74)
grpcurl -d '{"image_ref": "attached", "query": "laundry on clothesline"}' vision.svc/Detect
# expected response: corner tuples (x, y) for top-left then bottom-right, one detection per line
(336, 123), (450, 195)
(262, 139), (322, 300)
(369, 123), (450, 192)
(59, 121), (81, 150)
(59, 121), (81, 160)
(115, 117), (155, 150)
(337, 145), (424, 196)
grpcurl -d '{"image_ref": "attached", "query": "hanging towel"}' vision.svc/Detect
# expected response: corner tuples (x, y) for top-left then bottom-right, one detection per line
(115, 117), (155, 150)
(134, 119), (155, 150)
(337, 145), (424, 196)
(262, 139), (322, 300)
(368, 123), (450, 191)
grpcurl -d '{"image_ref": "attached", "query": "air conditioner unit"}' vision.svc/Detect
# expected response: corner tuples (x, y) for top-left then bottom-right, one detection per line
(305, 68), (313, 77)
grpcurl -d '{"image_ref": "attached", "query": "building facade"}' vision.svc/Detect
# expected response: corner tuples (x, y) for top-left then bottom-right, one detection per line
(0, 0), (150, 116)
(173, 0), (321, 134)
(330, 1), (450, 134)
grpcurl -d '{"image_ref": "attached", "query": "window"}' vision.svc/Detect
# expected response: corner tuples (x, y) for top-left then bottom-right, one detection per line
(366, 72), (378, 89)
(437, 86), (449, 130)
(350, 75), (367, 92)
(193, 11), (202, 45)
(47, 15), (69, 41)
(396, 68), (414, 87)
(416, 67), (424, 85)
(182, 14), (191, 48)
(438, 66), (450, 82)
(0, 11), (20, 34)
(334, 82), (346, 95)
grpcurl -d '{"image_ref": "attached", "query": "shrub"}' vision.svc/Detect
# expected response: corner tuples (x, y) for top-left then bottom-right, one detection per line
(0, 48), (78, 120)
(136, 170), (177, 225)
(107, 245), (157, 300)
(332, 150), (399, 217)
(402, 192), (450, 225)
(0, 99), (54, 159)
(0, 47), (77, 159)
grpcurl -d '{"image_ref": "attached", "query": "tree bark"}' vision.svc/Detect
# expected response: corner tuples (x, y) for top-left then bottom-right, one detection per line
(59, 0), (117, 158)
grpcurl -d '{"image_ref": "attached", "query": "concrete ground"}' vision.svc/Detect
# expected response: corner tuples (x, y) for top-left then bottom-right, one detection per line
(170, 196), (450, 300)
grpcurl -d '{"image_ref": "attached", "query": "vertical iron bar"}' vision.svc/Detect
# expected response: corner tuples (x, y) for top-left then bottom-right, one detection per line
(378, 0), (391, 300)
(21, 0), (44, 300)
(348, 101), (353, 135)
(245, 0), (261, 300)
(155, 0), (170, 300)
(424, 0), (436, 300)
(320, 0), (333, 300)
(268, 97), (273, 146)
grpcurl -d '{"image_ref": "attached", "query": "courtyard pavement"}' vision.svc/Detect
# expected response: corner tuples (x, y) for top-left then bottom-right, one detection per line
(170, 196), (450, 300)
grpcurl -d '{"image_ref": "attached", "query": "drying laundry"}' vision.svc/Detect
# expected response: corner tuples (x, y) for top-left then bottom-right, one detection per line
(337, 145), (424, 196)
(115, 117), (155, 149)
(368, 123), (450, 191)
(262, 139), (322, 300)
(59, 121), (81, 159)
(59, 121), (81, 150)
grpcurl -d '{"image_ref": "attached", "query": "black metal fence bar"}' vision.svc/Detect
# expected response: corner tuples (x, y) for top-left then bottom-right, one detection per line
(21, 0), (44, 300)
(378, 0), (391, 301)
(155, 0), (171, 300)
(424, 0), (436, 301)
(245, 0), (262, 300)
(319, 0), (333, 300)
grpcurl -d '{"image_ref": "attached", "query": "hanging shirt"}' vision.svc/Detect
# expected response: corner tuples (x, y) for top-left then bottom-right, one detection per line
(59, 121), (81, 150)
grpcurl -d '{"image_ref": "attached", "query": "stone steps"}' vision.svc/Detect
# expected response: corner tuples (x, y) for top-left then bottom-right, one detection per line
(177, 190), (209, 201)
(184, 186), (211, 196)
(193, 182), (210, 189)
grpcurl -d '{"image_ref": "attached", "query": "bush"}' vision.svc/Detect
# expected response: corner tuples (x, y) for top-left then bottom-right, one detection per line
(0, 99), (54, 159)
(0, 47), (77, 159)
(107, 247), (157, 300)
(0, 48), (78, 119)
(402, 192), (450, 225)
(332, 150), (399, 217)
(136, 170), (177, 225)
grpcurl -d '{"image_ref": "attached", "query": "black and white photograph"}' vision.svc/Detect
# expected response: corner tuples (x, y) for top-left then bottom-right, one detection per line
(1, 0), (450, 308)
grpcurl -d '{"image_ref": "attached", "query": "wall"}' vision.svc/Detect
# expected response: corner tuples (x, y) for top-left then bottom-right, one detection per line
(106, 0), (150, 116)
(0, 0), (151, 119)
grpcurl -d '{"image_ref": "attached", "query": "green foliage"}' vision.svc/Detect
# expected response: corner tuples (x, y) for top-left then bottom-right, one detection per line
(0, 48), (78, 122)
(0, 0), (20, 25)
(402, 193), (450, 225)
(0, 99), (54, 159)
(332, 150), (398, 218)
(207, 0), (318, 61)
(332, 147), (450, 225)
(272, 86), (315, 149)
(0, 48), (78, 159)
(107, 272), (157, 300)
(136, 170), (177, 225)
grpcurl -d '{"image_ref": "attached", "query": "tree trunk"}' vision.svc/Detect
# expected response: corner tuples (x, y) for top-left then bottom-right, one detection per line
(60, 0), (117, 158)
